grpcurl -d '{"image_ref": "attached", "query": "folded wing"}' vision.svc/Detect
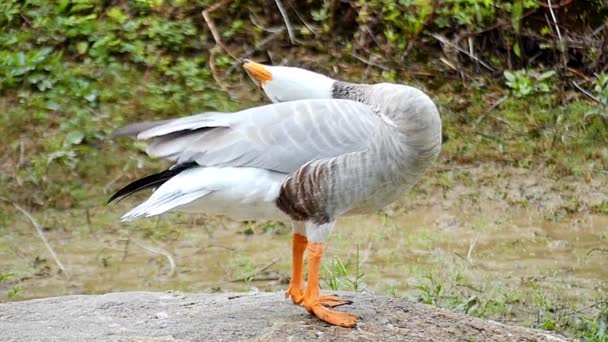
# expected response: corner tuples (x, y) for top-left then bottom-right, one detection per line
(114, 99), (381, 174)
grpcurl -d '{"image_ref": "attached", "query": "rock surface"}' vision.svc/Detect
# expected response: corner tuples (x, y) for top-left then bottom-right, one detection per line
(0, 291), (569, 341)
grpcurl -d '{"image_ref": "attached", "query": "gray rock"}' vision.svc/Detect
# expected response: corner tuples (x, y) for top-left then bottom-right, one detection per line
(0, 291), (569, 341)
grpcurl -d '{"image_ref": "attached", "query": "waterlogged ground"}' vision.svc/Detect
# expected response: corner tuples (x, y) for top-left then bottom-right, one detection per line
(1, 162), (607, 333)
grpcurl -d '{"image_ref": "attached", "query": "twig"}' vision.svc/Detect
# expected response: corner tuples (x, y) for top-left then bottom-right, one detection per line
(122, 235), (130, 261)
(350, 51), (389, 71)
(131, 238), (176, 277)
(12, 203), (68, 277)
(493, 115), (524, 133)
(16, 140), (25, 169)
(430, 33), (496, 72)
(466, 234), (480, 264)
(209, 48), (231, 93)
(567, 67), (592, 82)
(439, 57), (458, 71)
(201, 0), (237, 94)
(546, 0), (567, 69)
(288, 3), (319, 37)
(474, 96), (508, 126)
(20, 14), (32, 27)
(230, 257), (279, 282)
(563, 299), (607, 316)
(201, 0), (238, 60)
(586, 248), (608, 256)
(537, 0), (574, 9)
(476, 131), (506, 144)
(571, 81), (602, 104)
(248, 13), (284, 34)
(274, 0), (295, 44)
(226, 28), (285, 75)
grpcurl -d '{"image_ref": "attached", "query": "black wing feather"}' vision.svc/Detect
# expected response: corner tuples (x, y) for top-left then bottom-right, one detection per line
(107, 162), (198, 204)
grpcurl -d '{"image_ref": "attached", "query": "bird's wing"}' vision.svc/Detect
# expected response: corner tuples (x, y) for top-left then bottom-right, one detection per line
(114, 99), (380, 173)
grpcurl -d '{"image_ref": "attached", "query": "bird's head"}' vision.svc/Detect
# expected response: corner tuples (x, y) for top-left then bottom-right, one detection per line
(243, 60), (335, 103)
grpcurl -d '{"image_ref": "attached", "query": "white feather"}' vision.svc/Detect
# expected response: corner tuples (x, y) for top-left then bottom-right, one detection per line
(120, 167), (289, 222)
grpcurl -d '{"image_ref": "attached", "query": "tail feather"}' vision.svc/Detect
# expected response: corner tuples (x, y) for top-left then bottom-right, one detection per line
(120, 189), (211, 221)
(108, 162), (197, 204)
(110, 120), (171, 138)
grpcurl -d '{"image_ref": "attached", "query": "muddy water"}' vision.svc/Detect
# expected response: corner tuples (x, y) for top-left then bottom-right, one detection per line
(1, 164), (606, 318)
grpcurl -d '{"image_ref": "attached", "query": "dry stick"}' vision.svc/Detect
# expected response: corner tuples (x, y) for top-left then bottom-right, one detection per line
(226, 28), (286, 75)
(201, 0), (238, 60)
(430, 33), (496, 72)
(18, 140), (25, 168)
(567, 67), (592, 82)
(229, 257), (280, 282)
(274, 0), (295, 44)
(547, 0), (568, 69)
(249, 13), (284, 34)
(131, 238), (176, 277)
(289, 3), (319, 37)
(586, 248), (608, 256)
(572, 81), (602, 104)
(466, 234), (480, 265)
(202, 0), (237, 93)
(537, 0), (574, 9)
(209, 48), (231, 93)
(474, 95), (508, 126)
(350, 51), (390, 71)
(563, 299), (608, 317)
(121, 235), (130, 262)
(12, 203), (69, 277)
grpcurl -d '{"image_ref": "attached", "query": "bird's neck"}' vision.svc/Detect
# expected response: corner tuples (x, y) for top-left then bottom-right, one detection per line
(331, 81), (371, 103)
(334, 81), (441, 165)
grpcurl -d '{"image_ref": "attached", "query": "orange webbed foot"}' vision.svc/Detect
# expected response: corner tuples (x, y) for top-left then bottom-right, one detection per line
(286, 286), (304, 304)
(318, 294), (353, 308)
(303, 299), (358, 327)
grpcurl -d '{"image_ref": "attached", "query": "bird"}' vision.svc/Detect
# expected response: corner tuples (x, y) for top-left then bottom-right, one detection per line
(108, 60), (442, 327)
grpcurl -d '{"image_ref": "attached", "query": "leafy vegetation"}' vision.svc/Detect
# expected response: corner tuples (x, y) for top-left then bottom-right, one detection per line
(321, 246), (365, 292)
(415, 272), (608, 342)
(0, 273), (19, 300)
(1, 0), (605, 209)
(504, 69), (555, 97)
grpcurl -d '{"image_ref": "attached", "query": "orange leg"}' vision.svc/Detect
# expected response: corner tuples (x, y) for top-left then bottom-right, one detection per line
(286, 233), (307, 304)
(301, 242), (358, 327)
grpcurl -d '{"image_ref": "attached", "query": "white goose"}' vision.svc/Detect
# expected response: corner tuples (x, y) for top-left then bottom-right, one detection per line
(109, 61), (442, 327)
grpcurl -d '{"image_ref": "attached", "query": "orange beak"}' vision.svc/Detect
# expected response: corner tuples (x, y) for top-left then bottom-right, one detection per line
(243, 60), (272, 85)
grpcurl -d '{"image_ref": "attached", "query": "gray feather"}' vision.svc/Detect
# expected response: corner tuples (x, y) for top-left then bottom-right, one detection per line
(129, 99), (379, 173)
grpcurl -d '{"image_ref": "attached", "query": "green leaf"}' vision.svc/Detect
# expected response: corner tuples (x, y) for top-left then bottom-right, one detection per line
(76, 41), (88, 55)
(538, 70), (556, 80)
(45, 101), (60, 111)
(513, 42), (521, 58)
(0, 273), (14, 282)
(511, 0), (523, 32)
(107, 7), (128, 24)
(84, 92), (97, 102)
(65, 131), (85, 145)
